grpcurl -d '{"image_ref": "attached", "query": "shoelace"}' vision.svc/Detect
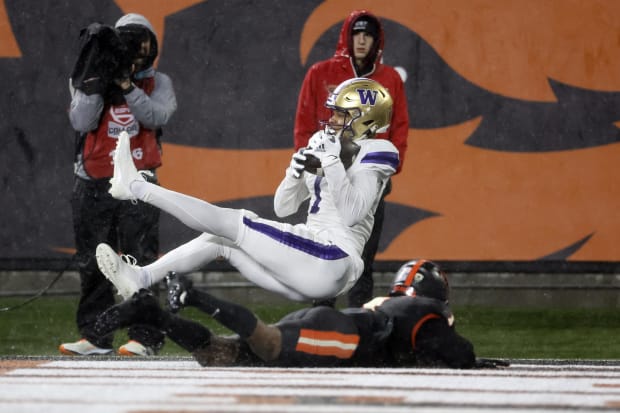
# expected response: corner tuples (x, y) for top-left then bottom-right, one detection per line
(139, 170), (154, 180)
(127, 170), (154, 206)
(121, 254), (138, 267)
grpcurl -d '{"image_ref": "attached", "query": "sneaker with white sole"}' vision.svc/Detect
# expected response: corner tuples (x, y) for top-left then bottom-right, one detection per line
(96, 243), (146, 299)
(109, 130), (145, 201)
(118, 340), (156, 356)
(59, 338), (113, 356)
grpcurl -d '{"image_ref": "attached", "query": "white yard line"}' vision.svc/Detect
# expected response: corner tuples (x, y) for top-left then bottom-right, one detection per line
(1, 359), (619, 412)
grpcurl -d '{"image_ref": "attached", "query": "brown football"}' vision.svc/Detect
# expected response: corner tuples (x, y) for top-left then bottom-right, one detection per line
(340, 140), (361, 170)
(303, 142), (360, 175)
(302, 153), (322, 174)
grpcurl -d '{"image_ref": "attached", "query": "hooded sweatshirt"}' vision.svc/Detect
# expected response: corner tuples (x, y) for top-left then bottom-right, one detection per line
(69, 13), (177, 179)
(294, 10), (408, 173)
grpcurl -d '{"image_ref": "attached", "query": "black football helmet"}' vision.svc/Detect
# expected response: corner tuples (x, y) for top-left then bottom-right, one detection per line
(389, 259), (449, 302)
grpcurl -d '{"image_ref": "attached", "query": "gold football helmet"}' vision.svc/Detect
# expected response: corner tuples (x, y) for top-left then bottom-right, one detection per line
(325, 77), (393, 140)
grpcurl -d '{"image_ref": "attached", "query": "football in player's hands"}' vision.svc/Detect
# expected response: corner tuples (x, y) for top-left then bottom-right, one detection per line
(302, 152), (323, 174)
(340, 139), (360, 169)
(302, 141), (360, 175)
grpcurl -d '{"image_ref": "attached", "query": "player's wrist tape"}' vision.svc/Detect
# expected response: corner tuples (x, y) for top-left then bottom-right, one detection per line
(321, 154), (340, 168)
(286, 167), (302, 179)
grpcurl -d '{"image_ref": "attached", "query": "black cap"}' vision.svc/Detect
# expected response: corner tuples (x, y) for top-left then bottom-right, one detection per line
(352, 16), (379, 39)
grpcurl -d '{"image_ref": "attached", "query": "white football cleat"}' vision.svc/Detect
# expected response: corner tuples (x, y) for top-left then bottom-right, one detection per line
(118, 340), (157, 357)
(109, 131), (145, 201)
(59, 338), (113, 356)
(96, 243), (145, 299)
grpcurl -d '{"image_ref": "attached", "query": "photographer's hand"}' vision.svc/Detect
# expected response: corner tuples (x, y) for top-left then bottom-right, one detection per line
(114, 64), (135, 93)
(115, 78), (131, 90)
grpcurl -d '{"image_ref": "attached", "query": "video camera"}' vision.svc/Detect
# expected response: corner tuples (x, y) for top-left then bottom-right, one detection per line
(70, 22), (155, 96)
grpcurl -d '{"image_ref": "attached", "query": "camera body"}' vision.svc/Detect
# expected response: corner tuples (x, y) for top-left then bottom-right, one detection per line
(71, 23), (151, 96)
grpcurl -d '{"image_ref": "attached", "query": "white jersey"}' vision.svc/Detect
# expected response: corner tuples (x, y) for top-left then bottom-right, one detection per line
(275, 138), (399, 259)
(125, 137), (399, 301)
(109, 126), (398, 302)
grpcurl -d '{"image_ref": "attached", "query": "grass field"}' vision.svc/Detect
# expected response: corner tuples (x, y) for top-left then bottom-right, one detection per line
(1, 295), (619, 359)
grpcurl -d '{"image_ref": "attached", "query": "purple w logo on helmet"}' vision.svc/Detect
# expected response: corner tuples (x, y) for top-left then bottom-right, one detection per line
(357, 88), (378, 105)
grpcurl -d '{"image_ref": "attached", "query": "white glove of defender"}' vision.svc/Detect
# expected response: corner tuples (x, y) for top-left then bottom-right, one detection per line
(287, 148), (307, 179)
(304, 128), (341, 168)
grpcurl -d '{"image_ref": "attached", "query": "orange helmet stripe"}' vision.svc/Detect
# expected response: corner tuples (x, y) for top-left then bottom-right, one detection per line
(403, 259), (427, 288)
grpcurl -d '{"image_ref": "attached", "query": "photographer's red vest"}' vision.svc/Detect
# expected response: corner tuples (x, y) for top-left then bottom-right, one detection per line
(82, 77), (161, 179)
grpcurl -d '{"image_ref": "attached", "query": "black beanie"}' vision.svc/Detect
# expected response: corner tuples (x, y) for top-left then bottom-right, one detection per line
(352, 16), (379, 39)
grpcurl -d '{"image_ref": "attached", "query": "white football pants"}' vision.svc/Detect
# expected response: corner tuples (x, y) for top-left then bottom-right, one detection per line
(132, 181), (360, 301)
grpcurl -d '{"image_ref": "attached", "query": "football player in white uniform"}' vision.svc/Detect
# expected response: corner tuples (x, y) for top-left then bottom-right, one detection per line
(96, 78), (399, 302)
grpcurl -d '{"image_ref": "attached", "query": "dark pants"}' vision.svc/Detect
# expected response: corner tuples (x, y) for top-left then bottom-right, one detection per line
(346, 179), (391, 307)
(275, 307), (361, 367)
(71, 176), (164, 349)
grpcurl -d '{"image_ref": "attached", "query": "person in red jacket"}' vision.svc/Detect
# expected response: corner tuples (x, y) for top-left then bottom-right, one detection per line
(294, 9), (409, 307)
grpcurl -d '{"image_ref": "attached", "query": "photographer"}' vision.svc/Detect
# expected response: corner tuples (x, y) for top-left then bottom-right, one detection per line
(60, 13), (177, 356)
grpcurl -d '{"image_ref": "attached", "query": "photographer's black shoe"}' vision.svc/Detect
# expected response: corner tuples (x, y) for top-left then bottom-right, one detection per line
(94, 289), (162, 337)
(165, 271), (193, 313)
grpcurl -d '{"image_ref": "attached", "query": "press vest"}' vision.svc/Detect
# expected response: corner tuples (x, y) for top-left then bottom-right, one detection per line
(82, 77), (161, 179)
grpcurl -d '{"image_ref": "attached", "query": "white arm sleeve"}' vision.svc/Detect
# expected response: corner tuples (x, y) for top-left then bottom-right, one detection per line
(273, 174), (310, 218)
(322, 161), (385, 227)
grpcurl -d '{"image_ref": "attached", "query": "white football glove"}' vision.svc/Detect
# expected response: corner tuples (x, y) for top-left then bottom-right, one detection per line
(287, 148), (307, 179)
(304, 128), (341, 168)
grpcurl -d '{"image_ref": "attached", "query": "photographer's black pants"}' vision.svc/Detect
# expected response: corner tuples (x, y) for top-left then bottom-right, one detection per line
(71, 176), (164, 350)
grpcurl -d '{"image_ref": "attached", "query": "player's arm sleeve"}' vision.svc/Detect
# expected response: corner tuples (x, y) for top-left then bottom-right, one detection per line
(388, 78), (409, 173)
(322, 143), (397, 226)
(68, 88), (104, 132)
(324, 164), (387, 226)
(124, 72), (177, 129)
(294, 66), (319, 151)
(414, 318), (477, 369)
(273, 174), (310, 218)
